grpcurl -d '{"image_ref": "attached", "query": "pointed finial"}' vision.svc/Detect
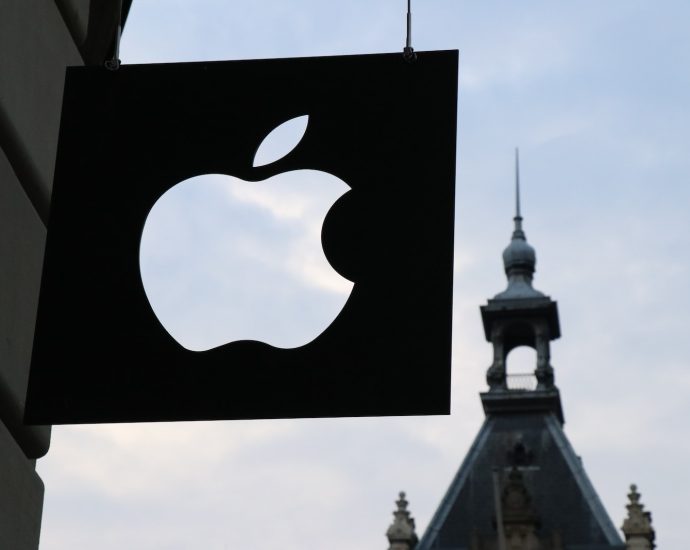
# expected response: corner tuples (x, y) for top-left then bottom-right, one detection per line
(397, 491), (409, 511)
(629, 484), (640, 505)
(515, 147), (521, 219)
(622, 484), (655, 549)
(514, 148), (523, 235)
(494, 149), (543, 300)
(386, 491), (418, 550)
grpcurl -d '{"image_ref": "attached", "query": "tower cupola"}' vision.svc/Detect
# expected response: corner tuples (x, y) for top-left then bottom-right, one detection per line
(480, 151), (562, 422)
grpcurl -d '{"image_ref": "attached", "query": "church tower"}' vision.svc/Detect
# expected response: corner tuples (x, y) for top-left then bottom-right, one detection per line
(407, 152), (631, 550)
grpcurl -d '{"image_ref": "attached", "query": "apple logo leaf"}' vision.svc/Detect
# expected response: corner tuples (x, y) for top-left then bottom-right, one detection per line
(253, 115), (309, 167)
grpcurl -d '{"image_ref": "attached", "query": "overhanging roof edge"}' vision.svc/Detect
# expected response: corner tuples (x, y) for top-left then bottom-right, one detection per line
(417, 417), (496, 550)
(544, 415), (624, 546)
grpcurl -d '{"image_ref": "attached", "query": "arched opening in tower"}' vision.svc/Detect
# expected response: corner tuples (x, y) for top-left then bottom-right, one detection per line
(505, 346), (538, 391)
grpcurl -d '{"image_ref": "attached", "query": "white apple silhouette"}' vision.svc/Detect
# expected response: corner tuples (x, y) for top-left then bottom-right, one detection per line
(139, 115), (353, 351)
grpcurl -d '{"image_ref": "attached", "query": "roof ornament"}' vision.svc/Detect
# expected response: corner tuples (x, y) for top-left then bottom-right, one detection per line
(506, 441), (535, 467)
(621, 484), (656, 549)
(387, 491), (419, 550)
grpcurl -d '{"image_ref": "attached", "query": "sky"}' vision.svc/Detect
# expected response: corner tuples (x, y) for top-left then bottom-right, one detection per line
(37, 1), (690, 548)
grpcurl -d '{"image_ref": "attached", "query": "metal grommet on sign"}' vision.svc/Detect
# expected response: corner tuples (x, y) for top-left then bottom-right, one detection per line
(402, 0), (417, 63)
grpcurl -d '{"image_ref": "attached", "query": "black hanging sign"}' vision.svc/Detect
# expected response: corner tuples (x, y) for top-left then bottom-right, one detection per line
(25, 50), (458, 424)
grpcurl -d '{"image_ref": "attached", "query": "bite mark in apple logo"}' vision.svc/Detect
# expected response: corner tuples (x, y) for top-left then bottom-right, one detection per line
(139, 115), (353, 352)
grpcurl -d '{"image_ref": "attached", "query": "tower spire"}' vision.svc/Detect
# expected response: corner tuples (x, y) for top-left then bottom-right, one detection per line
(482, 151), (559, 395)
(495, 149), (540, 299)
(514, 147), (523, 234)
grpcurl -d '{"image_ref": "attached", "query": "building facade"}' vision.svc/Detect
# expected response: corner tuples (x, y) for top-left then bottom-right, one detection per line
(385, 180), (656, 550)
(0, 2), (130, 547)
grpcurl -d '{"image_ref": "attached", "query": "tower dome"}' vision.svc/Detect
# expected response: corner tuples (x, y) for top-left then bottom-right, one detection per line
(502, 222), (535, 274)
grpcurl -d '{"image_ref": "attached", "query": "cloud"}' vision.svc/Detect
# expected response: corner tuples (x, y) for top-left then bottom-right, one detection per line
(37, 2), (690, 549)
(139, 171), (352, 350)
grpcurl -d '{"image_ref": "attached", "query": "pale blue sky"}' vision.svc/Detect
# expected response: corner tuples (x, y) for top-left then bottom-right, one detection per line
(37, 2), (690, 549)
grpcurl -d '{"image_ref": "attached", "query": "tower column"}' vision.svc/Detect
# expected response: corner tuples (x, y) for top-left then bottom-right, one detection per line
(487, 324), (507, 391)
(534, 323), (554, 389)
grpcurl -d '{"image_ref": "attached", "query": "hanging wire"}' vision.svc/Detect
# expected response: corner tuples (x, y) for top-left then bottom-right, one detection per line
(403, 0), (417, 62)
(105, 0), (123, 70)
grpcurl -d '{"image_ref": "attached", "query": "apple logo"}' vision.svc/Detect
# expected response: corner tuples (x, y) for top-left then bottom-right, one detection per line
(139, 115), (353, 351)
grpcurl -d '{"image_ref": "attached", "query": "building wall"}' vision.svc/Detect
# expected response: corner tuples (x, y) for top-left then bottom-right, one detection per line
(0, 2), (123, 547)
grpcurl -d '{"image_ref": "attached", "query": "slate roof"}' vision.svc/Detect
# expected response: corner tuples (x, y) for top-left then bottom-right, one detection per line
(417, 395), (625, 550)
